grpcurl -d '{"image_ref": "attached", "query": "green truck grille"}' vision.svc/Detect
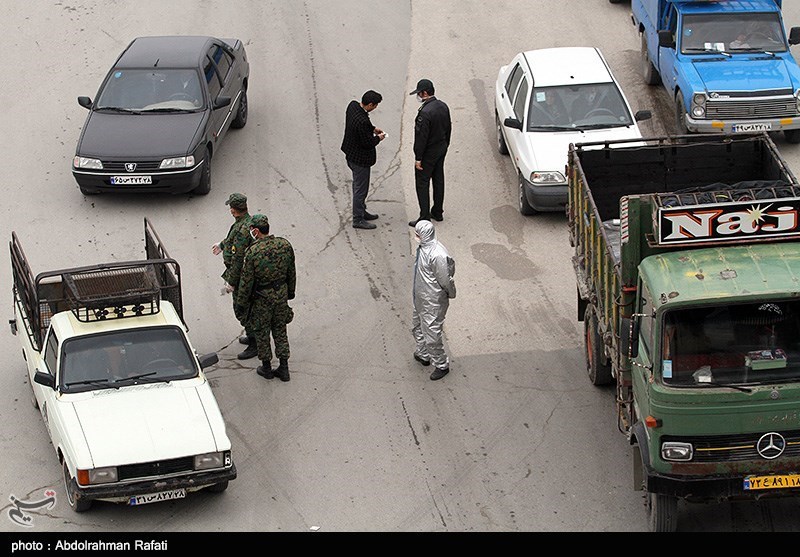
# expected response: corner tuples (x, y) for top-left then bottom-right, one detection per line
(663, 431), (800, 463)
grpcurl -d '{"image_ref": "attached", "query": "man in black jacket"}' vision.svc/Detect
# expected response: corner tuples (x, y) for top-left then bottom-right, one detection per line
(409, 79), (452, 227)
(341, 90), (386, 230)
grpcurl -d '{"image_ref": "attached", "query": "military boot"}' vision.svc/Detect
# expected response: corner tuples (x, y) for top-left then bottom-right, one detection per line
(239, 334), (254, 345)
(274, 359), (290, 382)
(238, 338), (258, 360)
(256, 361), (274, 380)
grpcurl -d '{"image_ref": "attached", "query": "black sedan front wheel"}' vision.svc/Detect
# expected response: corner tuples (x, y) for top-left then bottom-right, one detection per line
(194, 157), (211, 195)
(231, 91), (248, 129)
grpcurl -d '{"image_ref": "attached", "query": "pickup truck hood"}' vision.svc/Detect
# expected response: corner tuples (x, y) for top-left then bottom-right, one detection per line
(72, 382), (219, 467)
(525, 125), (643, 171)
(693, 57), (795, 92)
(77, 111), (205, 158)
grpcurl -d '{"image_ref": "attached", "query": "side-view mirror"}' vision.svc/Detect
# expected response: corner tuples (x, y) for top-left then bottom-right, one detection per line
(789, 27), (800, 46)
(213, 96), (232, 110)
(33, 370), (55, 390)
(658, 29), (676, 49)
(620, 317), (640, 359)
(504, 117), (523, 131)
(77, 96), (92, 109)
(635, 110), (652, 122)
(198, 352), (219, 369)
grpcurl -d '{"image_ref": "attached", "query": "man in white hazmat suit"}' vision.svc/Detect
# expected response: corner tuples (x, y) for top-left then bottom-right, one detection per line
(412, 220), (456, 380)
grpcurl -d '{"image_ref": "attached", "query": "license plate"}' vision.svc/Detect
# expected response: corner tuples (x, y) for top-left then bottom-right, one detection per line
(743, 474), (800, 490)
(732, 123), (772, 133)
(111, 175), (152, 185)
(128, 488), (186, 505)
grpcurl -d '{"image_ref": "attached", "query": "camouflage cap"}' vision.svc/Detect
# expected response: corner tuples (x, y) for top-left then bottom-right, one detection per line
(225, 193), (247, 209)
(250, 214), (269, 228)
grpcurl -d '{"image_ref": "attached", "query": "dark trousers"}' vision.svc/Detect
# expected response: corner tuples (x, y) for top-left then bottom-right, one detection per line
(414, 154), (446, 220)
(347, 160), (371, 220)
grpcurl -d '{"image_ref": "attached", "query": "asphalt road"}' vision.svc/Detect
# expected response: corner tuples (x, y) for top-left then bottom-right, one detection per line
(2, 0), (800, 534)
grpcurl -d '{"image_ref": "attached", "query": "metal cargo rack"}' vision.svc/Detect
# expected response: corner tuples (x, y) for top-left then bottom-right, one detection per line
(62, 264), (161, 322)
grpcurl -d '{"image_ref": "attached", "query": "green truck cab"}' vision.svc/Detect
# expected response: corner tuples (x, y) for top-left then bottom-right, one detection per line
(568, 133), (800, 531)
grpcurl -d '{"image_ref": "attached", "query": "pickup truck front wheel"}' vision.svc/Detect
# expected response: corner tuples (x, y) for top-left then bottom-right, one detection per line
(785, 129), (800, 144)
(63, 463), (92, 512)
(675, 95), (689, 135)
(206, 480), (229, 493)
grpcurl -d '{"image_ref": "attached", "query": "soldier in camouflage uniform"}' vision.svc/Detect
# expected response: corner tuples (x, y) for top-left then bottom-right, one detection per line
(211, 193), (257, 360)
(235, 214), (297, 382)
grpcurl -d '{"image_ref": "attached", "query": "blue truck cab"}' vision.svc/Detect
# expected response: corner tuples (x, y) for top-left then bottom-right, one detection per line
(632, 0), (800, 143)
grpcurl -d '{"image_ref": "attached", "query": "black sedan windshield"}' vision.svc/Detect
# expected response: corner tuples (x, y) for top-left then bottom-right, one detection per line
(96, 69), (203, 111)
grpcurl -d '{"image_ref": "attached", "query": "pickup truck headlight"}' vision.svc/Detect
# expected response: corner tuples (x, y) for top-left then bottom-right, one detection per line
(531, 171), (566, 185)
(73, 156), (103, 170)
(795, 90), (800, 113)
(194, 452), (225, 470)
(691, 93), (706, 119)
(661, 442), (693, 462)
(160, 155), (195, 169)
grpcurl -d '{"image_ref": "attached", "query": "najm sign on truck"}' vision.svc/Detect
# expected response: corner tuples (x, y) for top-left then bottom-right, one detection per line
(631, 0), (800, 142)
(568, 132), (800, 531)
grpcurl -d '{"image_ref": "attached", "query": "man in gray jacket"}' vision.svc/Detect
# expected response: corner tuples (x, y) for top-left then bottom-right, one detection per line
(411, 220), (456, 380)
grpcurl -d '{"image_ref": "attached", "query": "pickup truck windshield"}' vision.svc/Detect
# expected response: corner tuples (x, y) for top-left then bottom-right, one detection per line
(60, 326), (198, 393)
(680, 13), (787, 55)
(661, 300), (800, 387)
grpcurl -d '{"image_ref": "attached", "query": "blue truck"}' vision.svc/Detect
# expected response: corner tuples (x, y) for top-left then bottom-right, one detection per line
(630, 0), (800, 143)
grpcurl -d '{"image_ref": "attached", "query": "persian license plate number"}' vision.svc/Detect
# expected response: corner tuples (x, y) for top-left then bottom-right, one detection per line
(732, 123), (772, 133)
(743, 474), (800, 490)
(111, 175), (152, 185)
(129, 488), (186, 505)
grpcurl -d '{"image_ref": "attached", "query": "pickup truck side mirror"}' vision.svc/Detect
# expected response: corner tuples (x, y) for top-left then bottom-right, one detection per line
(658, 30), (676, 49)
(789, 27), (800, 46)
(504, 117), (523, 131)
(635, 110), (652, 122)
(77, 96), (92, 109)
(213, 96), (232, 110)
(198, 353), (219, 369)
(33, 370), (55, 390)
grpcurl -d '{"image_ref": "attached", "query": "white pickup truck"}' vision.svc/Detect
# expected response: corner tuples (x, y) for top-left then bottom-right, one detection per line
(9, 218), (236, 511)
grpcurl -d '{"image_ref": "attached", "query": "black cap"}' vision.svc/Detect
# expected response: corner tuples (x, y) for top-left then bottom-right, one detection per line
(409, 79), (434, 96)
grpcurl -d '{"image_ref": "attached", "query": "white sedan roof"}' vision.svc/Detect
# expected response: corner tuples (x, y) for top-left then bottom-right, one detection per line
(522, 47), (614, 87)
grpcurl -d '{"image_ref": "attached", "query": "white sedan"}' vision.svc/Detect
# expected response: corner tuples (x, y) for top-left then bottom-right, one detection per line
(495, 46), (651, 215)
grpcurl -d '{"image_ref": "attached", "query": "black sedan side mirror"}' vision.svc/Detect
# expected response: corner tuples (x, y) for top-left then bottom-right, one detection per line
(213, 96), (232, 110)
(635, 110), (652, 122)
(504, 117), (523, 131)
(77, 96), (92, 109)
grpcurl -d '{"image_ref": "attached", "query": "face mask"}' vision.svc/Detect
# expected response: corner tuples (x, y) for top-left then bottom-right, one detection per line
(416, 93), (425, 104)
(250, 229), (258, 240)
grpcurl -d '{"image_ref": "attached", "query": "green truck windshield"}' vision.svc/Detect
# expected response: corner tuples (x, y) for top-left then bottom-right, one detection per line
(661, 300), (800, 386)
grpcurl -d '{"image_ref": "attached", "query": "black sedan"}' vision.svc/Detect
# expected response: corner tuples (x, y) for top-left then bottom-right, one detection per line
(72, 35), (249, 195)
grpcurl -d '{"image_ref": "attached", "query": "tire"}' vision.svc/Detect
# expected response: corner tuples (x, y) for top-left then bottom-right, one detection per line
(584, 305), (613, 386)
(231, 90), (248, 129)
(518, 172), (535, 216)
(785, 129), (800, 144)
(206, 481), (228, 493)
(639, 448), (678, 532)
(63, 462), (92, 512)
(496, 112), (509, 155)
(641, 34), (660, 86)
(79, 185), (98, 196)
(675, 94), (689, 135)
(193, 157), (211, 195)
(609, 0), (623, 3)
(29, 378), (38, 410)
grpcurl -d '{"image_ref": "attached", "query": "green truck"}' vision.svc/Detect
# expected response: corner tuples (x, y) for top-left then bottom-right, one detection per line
(568, 132), (800, 531)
